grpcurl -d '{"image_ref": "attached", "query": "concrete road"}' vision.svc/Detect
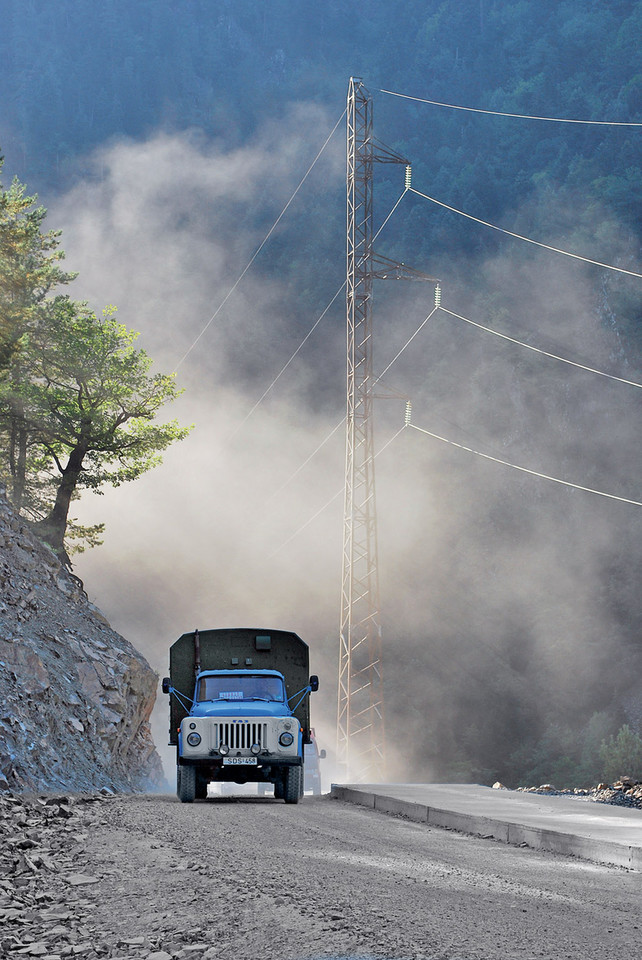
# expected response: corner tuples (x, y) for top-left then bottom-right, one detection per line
(332, 782), (642, 869)
(6, 792), (640, 960)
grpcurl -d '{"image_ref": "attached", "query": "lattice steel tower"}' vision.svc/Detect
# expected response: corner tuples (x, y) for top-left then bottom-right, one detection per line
(337, 79), (410, 781)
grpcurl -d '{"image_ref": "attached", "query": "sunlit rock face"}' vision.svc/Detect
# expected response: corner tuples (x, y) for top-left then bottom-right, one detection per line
(0, 495), (163, 793)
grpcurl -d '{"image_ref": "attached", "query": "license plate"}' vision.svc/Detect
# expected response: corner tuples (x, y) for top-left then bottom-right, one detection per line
(222, 757), (258, 766)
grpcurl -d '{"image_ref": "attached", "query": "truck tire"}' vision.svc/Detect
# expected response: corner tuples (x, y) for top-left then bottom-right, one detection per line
(284, 765), (301, 804)
(274, 779), (284, 800)
(177, 764), (196, 803)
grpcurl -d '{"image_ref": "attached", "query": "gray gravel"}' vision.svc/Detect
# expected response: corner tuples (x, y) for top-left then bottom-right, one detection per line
(2, 791), (641, 959)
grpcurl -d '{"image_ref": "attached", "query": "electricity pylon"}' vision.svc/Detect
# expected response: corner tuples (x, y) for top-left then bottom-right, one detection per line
(337, 79), (411, 782)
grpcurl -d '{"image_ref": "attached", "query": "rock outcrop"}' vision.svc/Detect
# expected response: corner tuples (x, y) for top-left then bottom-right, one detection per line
(517, 779), (642, 810)
(0, 494), (163, 793)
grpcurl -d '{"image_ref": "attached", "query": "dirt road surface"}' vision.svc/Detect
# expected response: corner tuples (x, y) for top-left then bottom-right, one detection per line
(3, 792), (641, 959)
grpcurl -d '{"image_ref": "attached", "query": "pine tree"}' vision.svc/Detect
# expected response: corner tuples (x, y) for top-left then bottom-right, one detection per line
(0, 159), (76, 510)
(0, 162), (191, 557)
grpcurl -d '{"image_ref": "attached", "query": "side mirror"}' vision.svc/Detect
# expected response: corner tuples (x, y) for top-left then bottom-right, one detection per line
(319, 749), (327, 760)
(162, 677), (170, 694)
(309, 675), (319, 692)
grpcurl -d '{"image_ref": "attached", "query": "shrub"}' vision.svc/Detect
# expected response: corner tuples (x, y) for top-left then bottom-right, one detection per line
(599, 725), (642, 783)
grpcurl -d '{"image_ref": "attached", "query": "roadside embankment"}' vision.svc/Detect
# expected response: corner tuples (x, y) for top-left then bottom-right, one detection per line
(0, 494), (163, 793)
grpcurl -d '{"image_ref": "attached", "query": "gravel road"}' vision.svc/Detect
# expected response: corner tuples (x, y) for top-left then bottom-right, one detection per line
(3, 791), (641, 959)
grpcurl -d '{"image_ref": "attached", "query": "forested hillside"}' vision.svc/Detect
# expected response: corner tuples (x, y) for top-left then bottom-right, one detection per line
(1, 1), (641, 319)
(1, 0), (641, 785)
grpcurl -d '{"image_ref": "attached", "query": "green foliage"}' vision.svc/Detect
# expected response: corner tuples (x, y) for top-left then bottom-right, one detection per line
(65, 518), (106, 555)
(0, 163), (191, 555)
(509, 712), (622, 789)
(510, 721), (579, 788)
(599, 725), (642, 783)
(579, 712), (617, 784)
(25, 302), (189, 488)
(1, 2), (641, 356)
(10, 299), (191, 554)
(0, 161), (75, 370)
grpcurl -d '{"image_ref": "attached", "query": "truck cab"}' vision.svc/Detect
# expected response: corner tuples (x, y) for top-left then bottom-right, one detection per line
(191, 669), (289, 716)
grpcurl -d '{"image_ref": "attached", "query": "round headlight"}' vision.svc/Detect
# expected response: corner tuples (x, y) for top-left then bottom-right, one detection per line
(219, 743), (229, 756)
(186, 732), (201, 747)
(250, 743), (261, 755)
(279, 731), (294, 747)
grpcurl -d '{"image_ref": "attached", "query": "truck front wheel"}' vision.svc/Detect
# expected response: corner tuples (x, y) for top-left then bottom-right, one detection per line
(284, 765), (301, 804)
(177, 764), (196, 803)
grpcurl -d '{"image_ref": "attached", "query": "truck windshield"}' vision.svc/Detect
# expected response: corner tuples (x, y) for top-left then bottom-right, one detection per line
(196, 675), (286, 703)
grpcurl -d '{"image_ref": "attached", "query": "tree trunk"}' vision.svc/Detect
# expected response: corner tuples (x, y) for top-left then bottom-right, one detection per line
(37, 445), (85, 556)
(9, 405), (28, 512)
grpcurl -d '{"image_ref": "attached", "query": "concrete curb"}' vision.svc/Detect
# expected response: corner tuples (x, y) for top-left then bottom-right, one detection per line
(330, 784), (642, 870)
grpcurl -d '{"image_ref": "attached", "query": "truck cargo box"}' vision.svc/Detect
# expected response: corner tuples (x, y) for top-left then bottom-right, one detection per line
(167, 627), (312, 745)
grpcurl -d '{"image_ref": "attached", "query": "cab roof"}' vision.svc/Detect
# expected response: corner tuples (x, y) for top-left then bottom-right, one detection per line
(196, 669), (285, 679)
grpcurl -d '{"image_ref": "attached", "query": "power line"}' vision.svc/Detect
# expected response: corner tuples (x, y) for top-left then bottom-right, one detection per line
(263, 312), (440, 523)
(409, 186), (642, 279)
(374, 187), (408, 239)
(225, 187), (409, 440)
(261, 287), (642, 533)
(247, 269), (641, 545)
(263, 416), (344, 505)
(194, 86), (642, 551)
(266, 484), (342, 560)
(380, 88), (642, 127)
(269, 396), (642, 559)
(375, 305), (438, 383)
(372, 295), (642, 394)
(267, 425), (406, 558)
(226, 283), (345, 442)
(407, 421), (642, 507)
(261, 295), (434, 514)
(175, 108), (347, 368)
(439, 307), (642, 389)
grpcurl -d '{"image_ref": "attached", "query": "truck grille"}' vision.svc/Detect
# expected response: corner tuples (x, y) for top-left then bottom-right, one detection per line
(216, 722), (268, 751)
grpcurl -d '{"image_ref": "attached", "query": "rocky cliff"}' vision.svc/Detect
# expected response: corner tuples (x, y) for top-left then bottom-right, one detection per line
(0, 494), (163, 793)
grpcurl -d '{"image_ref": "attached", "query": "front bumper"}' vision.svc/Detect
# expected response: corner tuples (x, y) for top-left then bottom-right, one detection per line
(179, 715), (301, 763)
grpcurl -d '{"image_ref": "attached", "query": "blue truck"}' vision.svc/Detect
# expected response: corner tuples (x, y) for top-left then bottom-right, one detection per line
(162, 627), (318, 804)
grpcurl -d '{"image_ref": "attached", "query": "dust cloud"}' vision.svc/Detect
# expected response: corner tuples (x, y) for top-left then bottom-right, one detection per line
(50, 109), (348, 781)
(48, 112), (641, 787)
